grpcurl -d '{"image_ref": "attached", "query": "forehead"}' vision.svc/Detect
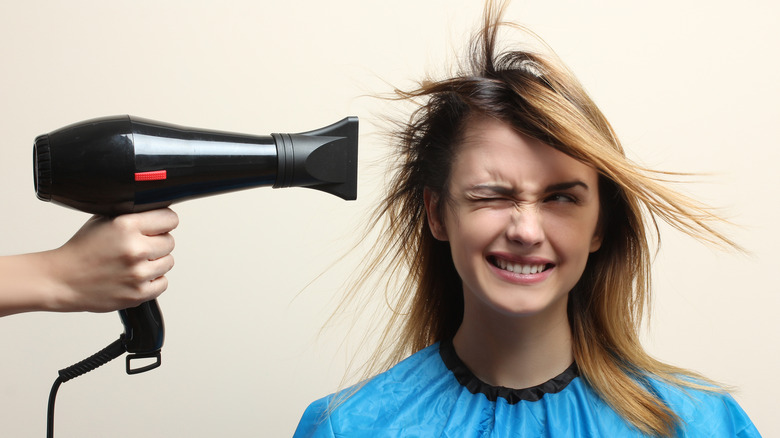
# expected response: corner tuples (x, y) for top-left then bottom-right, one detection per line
(451, 117), (598, 189)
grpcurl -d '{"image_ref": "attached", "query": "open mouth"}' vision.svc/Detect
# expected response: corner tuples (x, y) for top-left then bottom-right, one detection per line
(488, 256), (553, 275)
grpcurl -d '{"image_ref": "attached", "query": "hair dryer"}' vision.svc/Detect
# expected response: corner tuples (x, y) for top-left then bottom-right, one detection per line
(33, 114), (358, 373)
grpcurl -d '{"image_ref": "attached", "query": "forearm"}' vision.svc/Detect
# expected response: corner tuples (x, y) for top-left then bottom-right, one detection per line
(0, 251), (65, 317)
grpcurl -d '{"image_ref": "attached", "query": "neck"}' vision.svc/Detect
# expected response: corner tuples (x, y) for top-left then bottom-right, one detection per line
(452, 299), (573, 390)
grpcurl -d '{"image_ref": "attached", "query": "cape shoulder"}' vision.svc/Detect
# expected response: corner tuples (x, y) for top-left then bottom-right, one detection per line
(293, 343), (761, 437)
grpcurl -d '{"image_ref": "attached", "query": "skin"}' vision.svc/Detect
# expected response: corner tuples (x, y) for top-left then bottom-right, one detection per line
(424, 117), (602, 389)
(0, 208), (179, 317)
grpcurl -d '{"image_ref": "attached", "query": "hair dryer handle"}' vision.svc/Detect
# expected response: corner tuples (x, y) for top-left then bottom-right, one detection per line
(118, 300), (164, 374)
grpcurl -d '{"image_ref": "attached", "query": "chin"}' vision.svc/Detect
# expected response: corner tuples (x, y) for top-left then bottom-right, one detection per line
(480, 289), (569, 320)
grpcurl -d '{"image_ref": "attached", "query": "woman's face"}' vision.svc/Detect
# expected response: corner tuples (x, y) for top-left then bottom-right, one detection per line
(425, 117), (602, 321)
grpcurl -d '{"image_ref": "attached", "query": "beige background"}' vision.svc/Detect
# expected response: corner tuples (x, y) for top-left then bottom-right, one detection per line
(1, 1), (777, 436)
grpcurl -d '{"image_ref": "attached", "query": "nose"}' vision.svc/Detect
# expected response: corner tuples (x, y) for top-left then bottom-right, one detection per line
(506, 204), (545, 246)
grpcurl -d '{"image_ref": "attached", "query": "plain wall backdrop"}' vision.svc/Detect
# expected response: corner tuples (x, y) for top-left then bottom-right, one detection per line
(1, 1), (777, 436)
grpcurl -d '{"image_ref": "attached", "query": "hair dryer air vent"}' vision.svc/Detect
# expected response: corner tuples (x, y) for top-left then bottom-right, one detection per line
(33, 134), (52, 201)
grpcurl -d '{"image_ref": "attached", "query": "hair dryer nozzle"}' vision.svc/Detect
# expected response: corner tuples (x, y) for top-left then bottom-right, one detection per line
(273, 117), (358, 200)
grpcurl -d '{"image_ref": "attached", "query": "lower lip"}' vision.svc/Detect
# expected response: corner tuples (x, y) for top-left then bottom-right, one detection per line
(489, 262), (554, 285)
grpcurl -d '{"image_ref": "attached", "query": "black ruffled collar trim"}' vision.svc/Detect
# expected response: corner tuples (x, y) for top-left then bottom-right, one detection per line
(439, 339), (579, 404)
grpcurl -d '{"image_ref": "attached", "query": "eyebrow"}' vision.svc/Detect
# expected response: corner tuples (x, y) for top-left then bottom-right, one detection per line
(470, 180), (590, 195)
(545, 180), (590, 192)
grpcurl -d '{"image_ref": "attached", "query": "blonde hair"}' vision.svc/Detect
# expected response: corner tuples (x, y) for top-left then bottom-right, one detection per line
(332, 1), (739, 436)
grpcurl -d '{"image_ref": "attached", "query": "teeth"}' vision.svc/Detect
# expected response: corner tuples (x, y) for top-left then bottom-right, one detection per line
(493, 258), (546, 274)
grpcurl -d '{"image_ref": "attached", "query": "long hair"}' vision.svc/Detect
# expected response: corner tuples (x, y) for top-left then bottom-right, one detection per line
(333, 1), (738, 436)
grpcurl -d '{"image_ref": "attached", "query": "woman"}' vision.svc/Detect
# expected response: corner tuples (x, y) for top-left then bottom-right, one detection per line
(295, 1), (759, 436)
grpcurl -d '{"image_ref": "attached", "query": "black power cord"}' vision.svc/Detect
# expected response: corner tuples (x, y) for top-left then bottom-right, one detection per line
(46, 337), (126, 438)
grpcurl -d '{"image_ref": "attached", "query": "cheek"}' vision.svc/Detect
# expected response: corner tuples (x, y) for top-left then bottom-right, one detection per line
(444, 210), (504, 268)
(446, 208), (507, 245)
(546, 212), (601, 261)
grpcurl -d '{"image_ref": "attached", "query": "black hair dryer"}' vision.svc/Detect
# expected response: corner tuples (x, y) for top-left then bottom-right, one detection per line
(33, 114), (358, 374)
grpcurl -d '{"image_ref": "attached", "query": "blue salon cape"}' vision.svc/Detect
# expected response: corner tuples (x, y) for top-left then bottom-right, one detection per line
(294, 342), (760, 437)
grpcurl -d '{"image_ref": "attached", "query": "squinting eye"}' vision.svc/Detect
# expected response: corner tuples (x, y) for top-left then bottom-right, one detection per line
(546, 193), (577, 203)
(472, 197), (514, 206)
